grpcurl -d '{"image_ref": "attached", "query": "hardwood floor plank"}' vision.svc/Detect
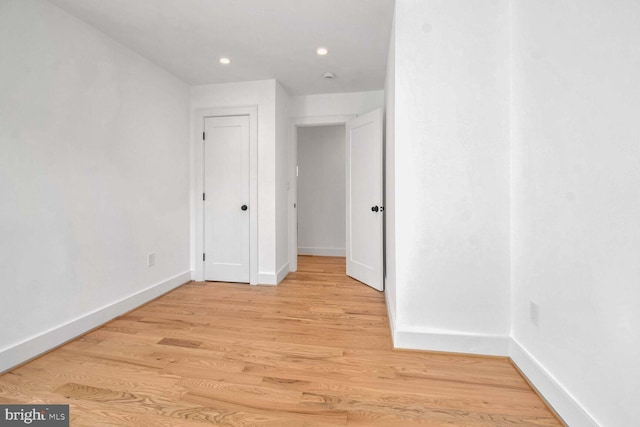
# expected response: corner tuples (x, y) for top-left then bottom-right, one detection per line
(182, 390), (349, 426)
(0, 255), (563, 426)
(157, 338), (203, 349)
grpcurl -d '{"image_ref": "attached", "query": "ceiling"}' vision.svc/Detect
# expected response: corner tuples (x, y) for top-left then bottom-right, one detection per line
(48, 0), (395, 96)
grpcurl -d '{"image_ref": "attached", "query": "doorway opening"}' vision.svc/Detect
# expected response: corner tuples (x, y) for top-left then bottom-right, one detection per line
(289, 109), (384, 291)
(296, 124), (346, 257)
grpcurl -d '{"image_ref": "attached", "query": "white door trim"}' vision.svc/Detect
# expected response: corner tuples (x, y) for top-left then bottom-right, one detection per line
(289, 114), (356, 272)
(193, 106), (258, 285)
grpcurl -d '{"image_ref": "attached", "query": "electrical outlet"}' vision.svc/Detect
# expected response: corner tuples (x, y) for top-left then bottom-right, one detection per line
(529, 301), (539, 327)
(147, 253), (155, 267)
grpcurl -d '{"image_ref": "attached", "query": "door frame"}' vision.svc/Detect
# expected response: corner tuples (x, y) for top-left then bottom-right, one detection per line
(193, 106), (258, 284)
(289, 114), (356, 272)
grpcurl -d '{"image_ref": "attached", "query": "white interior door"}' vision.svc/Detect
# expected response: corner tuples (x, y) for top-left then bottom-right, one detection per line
(204, 115), (250, 283)
(346, 109), (383, 291)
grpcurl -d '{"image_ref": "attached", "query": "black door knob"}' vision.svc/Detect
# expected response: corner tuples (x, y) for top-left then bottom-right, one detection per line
(241, 205), (248, 211)
(371, 206), (379, 212)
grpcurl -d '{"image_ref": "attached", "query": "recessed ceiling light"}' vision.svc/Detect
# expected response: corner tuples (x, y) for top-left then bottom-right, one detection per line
(316, 47), (328, 56)
(219, 57), (231, 65)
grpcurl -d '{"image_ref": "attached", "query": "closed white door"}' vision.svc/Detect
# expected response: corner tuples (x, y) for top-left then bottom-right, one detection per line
(204, 115), (250, 283)
(346, 109), (384, 291)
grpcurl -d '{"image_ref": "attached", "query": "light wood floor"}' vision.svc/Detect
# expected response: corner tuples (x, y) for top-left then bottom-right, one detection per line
(0, 256), (562, 426)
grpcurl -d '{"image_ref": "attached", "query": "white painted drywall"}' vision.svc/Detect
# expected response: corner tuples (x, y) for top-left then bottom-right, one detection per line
(275, 82), (291, 282)
(390, 0), (511, 354)
(511, 1), (640, 425)
(191, 80), (279, 283)
(290, 90), (384, 118)
(297, 125), (346, 256)
(384, 10), (397, 328)
(0, 0), (190, 368)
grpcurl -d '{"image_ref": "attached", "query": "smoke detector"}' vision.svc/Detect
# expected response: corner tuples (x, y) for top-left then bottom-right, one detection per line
(322, 72), (336, 80)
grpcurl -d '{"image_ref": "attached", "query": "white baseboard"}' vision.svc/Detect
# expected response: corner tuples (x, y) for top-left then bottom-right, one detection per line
(276, 263), (289, 284)
(384, 290), (507, 356)
(257, 273), (275, 285)
(390, 325), (509, 357)
(257, 273), (277, 285)
(386, 325), (596, 425)
(297, 247), (346, 257)
(509, 339), (599, 427)
(0, 271), (191, 374)
(258, 263), (290, 286)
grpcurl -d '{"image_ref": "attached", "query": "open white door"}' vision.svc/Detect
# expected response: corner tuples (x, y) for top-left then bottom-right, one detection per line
(346, 109), (383, 291)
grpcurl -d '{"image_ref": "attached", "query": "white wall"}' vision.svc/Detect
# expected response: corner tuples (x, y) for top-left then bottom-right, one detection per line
(275, 82), (291, 282)
(0, 0), (191, 371)
(510, 1), (640, 425)
(290, 90), (384, 118)
(191, 79), (279, 284)
(390, 0), (511, 355)
(387, 0), (638, 424)
(297, 125), (346, 256)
